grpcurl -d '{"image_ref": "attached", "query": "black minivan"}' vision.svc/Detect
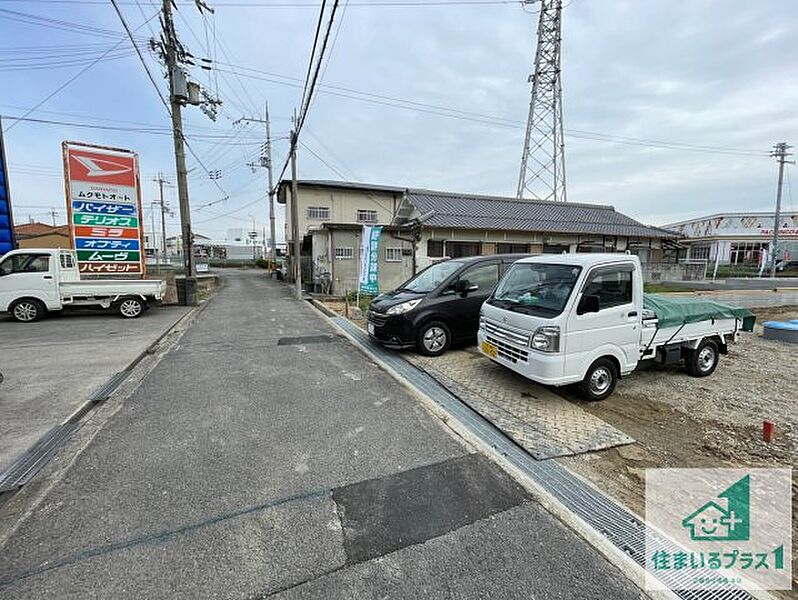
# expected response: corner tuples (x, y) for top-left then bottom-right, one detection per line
(366, 254), (530, 356)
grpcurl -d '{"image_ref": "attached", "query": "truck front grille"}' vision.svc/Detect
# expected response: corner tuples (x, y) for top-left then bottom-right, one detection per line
(484, 319), (530, 347)
(484, 319), (530, 364)
(486, 334), (529, 364)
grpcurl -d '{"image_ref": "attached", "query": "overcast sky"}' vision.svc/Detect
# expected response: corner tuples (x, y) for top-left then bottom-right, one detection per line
(1, 0), (796, 242)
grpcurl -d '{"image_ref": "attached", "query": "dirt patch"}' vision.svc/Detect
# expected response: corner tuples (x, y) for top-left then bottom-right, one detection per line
(560, 306), (798, 596)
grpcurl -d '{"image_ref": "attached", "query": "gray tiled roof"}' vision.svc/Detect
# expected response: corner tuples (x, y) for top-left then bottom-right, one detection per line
(406, 189), (677, 239)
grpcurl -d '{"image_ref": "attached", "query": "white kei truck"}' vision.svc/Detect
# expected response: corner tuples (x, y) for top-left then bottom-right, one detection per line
(478, 253), (754, 401)
(0, 248), (165, 322)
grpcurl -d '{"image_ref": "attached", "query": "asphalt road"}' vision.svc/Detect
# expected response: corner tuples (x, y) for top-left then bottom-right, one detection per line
(0, 304), (189, 472)
(0, 270), (642, 599)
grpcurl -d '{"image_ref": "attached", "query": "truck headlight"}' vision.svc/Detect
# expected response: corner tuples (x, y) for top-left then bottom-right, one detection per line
(386, 298), (422, 315)
(531, 326), (560, 352)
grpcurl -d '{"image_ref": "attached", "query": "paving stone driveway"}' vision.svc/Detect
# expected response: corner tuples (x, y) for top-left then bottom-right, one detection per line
(406, 348), (634, 459)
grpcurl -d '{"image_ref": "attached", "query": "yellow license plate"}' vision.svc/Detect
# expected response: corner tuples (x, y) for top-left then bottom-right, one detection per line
(481, 340), (497, 358)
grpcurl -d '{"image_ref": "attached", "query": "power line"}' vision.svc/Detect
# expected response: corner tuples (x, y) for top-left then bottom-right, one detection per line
(2, 10), (159, 133)
(272, 0), (341, 193)
(111, 0), (232, 203)
(214, 63), (769, 158)
(300, 0), (327, 113)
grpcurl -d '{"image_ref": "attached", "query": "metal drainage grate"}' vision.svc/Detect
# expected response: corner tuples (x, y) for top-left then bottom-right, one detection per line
(0, 423), (81, 493)
(331, 316), (753, 600)
(277, 334), (340, 346)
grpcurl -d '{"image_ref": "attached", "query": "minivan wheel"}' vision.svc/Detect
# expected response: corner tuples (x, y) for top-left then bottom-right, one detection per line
(685, 339), (719, 377)
(10, 298), (45, 322)
(580, 358), (618, 401)
(416, 321), (451, 357)
(118, 296), (145, 319)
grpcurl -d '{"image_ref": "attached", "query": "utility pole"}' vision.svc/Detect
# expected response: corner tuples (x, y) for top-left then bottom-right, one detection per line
(162, 0), (196, 304)
(48, 209), (58, 226)
(234, 101), (277, 269)
(289, 122), (302, 299)
(150, 202), (161, 272)
(769, 142), (794, 278)
(517, 0), (567, 202)
(154, 172), (170, 264)
(265, 103), (276, 269)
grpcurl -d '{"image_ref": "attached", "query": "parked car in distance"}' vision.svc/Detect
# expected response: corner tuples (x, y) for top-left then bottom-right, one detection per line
(367, 254), (531, 356)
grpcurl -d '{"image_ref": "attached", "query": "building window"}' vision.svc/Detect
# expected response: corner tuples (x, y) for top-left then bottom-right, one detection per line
(447, 241), (481, 258)
(730, 242), (767, 265)
(335, 247), (354, 260)
(689, 244), (711, 261)
(543, 244), (569, 254)
(427, 240), (444, 257)
(496, 243), (528, 254)
(385, 247), (403, 262)
(307, 206), (330, 220)
(357, 209), (378, 223)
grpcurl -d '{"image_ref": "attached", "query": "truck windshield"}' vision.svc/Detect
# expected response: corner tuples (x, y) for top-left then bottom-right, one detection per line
(488, 263), (582, 316)
(398, 260), (462, 293)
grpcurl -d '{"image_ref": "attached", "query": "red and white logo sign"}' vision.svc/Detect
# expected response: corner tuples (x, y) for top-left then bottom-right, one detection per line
(68, 148), (135, 187)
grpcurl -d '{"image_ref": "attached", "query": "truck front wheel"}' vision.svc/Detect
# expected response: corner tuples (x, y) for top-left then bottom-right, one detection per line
(10, 298), (45, 322)
(685, 339), (719, 377)
(117, 297), (146, 319)
(580, 358), (618, 401)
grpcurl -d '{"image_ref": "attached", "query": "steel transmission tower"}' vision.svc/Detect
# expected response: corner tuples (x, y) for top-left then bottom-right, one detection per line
(516, 0), (566, 202)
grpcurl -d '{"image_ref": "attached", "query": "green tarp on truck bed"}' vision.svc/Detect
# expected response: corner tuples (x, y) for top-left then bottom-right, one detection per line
(643, 294), (755, 331)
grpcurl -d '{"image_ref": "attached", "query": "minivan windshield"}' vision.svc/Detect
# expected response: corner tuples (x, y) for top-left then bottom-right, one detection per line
(488, 262), (582, 316)
(398, 260), (462, 293)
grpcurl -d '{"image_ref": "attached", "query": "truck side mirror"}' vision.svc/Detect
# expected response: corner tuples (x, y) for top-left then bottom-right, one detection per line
(578, 294), (600, 315)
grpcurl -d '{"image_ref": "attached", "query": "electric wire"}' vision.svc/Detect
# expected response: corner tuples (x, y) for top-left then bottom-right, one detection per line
(2, 9), (159, 133)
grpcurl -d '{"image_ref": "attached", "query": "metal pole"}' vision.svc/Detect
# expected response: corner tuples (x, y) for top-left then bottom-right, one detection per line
(151, 203), (160, 273)
(157, 173), (168, 266)
(163, 0), (196, 305)
(770, 142), (792, 279)
(289, 129), (302, 298)
(265, 102), (277, 269)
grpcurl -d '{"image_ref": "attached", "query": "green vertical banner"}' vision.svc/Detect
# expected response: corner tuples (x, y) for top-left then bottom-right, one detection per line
(358, 225), (382, 295)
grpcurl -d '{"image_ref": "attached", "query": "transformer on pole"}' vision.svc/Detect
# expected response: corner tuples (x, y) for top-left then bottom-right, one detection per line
(517, 0), (567, 202)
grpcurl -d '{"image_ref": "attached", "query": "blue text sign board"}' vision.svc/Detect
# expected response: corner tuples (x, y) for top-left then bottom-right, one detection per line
(0, 123), (15, 255)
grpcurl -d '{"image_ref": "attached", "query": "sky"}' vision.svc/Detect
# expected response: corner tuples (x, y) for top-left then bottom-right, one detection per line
(1, 0), (797, 243)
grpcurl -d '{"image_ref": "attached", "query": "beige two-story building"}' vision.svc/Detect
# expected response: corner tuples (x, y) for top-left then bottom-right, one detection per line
(277, 180), (686, 294)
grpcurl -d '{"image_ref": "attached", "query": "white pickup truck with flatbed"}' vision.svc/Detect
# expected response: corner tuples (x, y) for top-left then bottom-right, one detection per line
(478, 253), (754, 401)
(0, 248), (165, 322)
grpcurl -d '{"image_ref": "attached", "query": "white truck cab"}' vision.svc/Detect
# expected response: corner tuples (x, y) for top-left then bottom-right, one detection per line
(478, 253), (750, 400)
(0, 248), (165, 322)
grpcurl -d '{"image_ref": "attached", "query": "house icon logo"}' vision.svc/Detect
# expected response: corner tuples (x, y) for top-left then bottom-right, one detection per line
(681, 475), (750, 541)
